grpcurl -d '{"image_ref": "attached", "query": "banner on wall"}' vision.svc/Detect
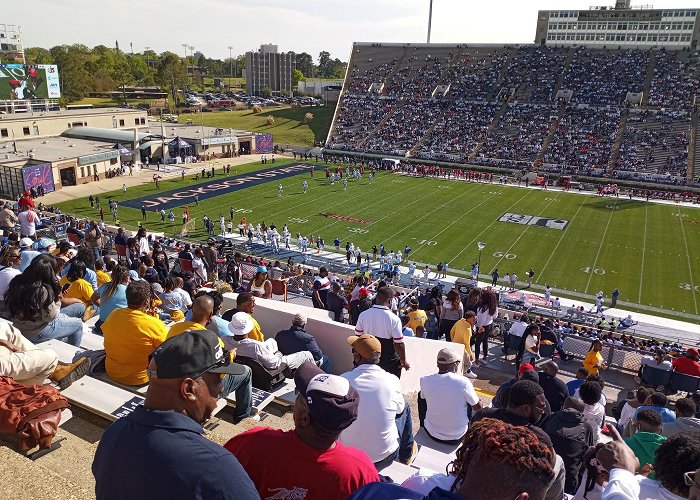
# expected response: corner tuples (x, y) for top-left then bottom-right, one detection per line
(22, 163), (55, 194)
(255, 133), (273, 153)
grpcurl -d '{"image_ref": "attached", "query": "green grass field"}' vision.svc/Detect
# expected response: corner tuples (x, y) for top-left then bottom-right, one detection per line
(56, 161), (700, 322)
(178, 106), (333, 147)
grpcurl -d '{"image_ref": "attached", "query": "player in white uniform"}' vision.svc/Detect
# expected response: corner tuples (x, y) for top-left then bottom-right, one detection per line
(278, 184), (283, 197)
(303, 180), (308, 193)
(343, 178), (348, 191)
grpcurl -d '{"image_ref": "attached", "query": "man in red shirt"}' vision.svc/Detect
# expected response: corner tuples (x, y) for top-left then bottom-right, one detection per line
(672, 348), (700, 377)
(225, 362), (378, 500)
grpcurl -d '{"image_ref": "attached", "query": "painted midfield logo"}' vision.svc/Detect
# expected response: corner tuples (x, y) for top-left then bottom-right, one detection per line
(498, 213), (569, 230)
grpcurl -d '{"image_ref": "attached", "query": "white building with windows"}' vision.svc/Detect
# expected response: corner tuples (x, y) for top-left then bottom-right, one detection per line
(535, 1), (700, 48)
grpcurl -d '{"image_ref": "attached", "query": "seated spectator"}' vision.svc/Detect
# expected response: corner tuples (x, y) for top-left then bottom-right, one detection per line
(635, 348), (673, 385)
(538, 361), (569, 412)
(624, 409), (666, 479)
(353, 418), (554, 500)
(662, 398), (700, 437)
(491, 362), (535, 409)
(19, 237), (40, 272)
(340, 334), (415, 468)
(639, 433), (700, 500)
(572, 443), (608, 499)
(158, 277), (187, 321)
(326, 281), (348, 322)
(672, 348), (700, 377)
(94, 260), (111, 288)
(249, 266), (272, 299)
(184, 290), (229, 339)
(102, 280), (168, 385)
(225, 362), (378, 499)
(541, 396), (595, 494)
(224, 312), (314, 371)
(61, 260), (95, 309)
(418, 348), (482, 444)
(90, 264), (129, 335)
(449, 310), (477, 378)
(579, 381), (606, 443)
(635, 392), (677, 425)
(275, 313), (332, 373)
(539, 320), (573, 361)
(172, 276), (193, 310)
(618, 387), (654, 433)
(221, 292), (264, 341)
(167, 295), (253, 421)
(566, 367), (589, 396)
(177, 243), (193, 261)
(6, 255), (85, 346)
(0, 245), (21, 317)
(92, 330), (259, 499)
(0, 319), (90, 389)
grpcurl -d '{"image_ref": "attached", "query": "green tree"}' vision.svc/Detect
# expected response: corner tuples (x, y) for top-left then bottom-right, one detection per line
(24, 47), (53, 65)
(292, 69), (304, 89)
(296, 52), (314, 77)
(156, 51), (186, 103)
(261, 87), (272, 98)
(317, 51), (331, 76)
(128, 55), (155, 86)
(50, 45), (92, 102)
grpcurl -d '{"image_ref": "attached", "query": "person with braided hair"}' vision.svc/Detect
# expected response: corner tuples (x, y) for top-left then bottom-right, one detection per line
(350, 418), (555, 499)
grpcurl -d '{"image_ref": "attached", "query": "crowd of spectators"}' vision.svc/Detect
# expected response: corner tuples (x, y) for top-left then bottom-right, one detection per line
(502, 46), (569, 102)
(563, 48), (649, 106)
(647, 48), (700, 109)
(542, 106), (620, 171)
(328, 96), (398, 152)
(477, 104), (556, 162)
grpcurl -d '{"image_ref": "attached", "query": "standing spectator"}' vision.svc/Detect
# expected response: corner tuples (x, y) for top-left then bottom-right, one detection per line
(491, 268), (499, 286)
(509, 272), (518, 290)
(151, 241), (169, 282)
(17, 205), (39, 240)
(474, 289), (498, 366)
(450, 310), (478, 378)
(672, 348), (700, 376)
(611, 288), (620, 308)
(438, 290), (463, 341)
(202, 239), (218, 278)
(225, 362), (378, 500)
(92, 331), (259, 500)
(191, 248), (208, 285)
(538, 361), (570, 412)
(418, 348), (482, 444)
(542, 397), (594, 495)
(662, 398), (700, 437)
(312, 266), (331, 309)
(340, 334), (416, 467)
(326, 281), (348, 323)
(354, 286), (409, 377)
(84, 220), (104, 262)
(275, 313), (332, 373)
(405, 298), (427, 335)
(527, 268), (535, 287)
(624, 409), (666, 478)
(348, 287), (372, 326)
(583, 340), (606, 375)
(102, 280), (168, 385)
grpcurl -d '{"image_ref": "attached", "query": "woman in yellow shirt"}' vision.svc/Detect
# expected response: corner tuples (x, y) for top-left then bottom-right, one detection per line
(62, 260), (95, 309)
(583, 339), (606, 375)
(449, 311), (477, 378)
(94, 260), (111, 288)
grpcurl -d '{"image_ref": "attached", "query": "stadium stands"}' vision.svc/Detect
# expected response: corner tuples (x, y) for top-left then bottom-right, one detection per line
(327, 43), (699, 186)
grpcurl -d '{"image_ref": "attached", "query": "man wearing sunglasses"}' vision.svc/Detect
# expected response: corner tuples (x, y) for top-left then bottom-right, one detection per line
(92, 330), (260, 500)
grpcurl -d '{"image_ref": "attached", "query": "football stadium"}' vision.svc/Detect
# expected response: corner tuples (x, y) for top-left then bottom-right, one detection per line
(6, 2), (700, 499)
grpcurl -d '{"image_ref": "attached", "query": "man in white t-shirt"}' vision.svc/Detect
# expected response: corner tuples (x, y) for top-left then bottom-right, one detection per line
(419, 348), (482, 444)
(340, 334), (416, 468)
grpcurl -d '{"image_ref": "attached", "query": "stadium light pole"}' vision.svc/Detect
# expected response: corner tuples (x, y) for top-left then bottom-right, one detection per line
(228, 46), (233, 89)
(427, 0), (433, 43)
(477, 241), (485, 282)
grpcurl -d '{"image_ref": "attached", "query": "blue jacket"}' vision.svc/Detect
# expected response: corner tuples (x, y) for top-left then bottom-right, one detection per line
(275, 325), (324, 362)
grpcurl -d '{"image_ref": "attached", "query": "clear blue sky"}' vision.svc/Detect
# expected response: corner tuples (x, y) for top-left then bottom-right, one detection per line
(8, 0), (694, 60)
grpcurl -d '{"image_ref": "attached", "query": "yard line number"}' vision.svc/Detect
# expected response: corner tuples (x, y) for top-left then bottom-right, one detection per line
(493, 252), (517, 259)
(581, 267), (606, 275)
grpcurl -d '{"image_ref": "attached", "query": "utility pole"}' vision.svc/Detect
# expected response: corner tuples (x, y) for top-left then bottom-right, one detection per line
(182, 43), (189, 98)
(427, 0), (434, 43)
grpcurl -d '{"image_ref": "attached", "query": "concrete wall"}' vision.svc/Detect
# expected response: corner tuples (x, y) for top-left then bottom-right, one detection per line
(221, 293), (464, 393)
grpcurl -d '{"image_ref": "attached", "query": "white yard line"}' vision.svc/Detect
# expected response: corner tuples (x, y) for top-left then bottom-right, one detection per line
(678, 206), (699, 315)
(537, 196), (588, 281)
(584, 199), (617, 294)
(638, 204), (648, 303)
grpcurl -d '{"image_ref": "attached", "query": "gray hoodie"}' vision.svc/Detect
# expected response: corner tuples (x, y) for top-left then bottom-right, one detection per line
(661, 417), (700, 437)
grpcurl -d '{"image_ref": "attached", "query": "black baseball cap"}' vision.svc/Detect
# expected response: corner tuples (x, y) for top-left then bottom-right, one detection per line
(294, 362), (359, 433)
(149, 330), (240, 379)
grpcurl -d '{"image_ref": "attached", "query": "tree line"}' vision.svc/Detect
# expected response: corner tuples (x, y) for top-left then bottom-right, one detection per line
(18, 45), (346, 103)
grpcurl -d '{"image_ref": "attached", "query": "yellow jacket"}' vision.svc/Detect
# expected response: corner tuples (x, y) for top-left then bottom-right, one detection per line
(450, 319), (474, 357)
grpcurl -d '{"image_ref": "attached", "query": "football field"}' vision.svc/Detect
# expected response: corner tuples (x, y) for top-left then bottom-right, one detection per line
(57, 160), (700, 322)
